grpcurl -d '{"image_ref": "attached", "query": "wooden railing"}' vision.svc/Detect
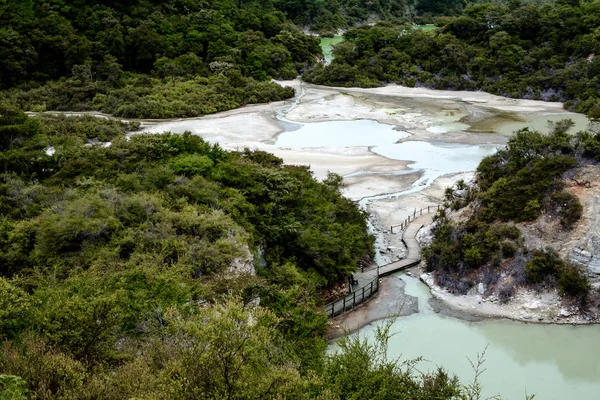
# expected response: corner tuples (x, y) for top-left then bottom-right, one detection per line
(390, 204), (441, 233)
(325, 203), (441, 318)
(324, 276), (379, 318)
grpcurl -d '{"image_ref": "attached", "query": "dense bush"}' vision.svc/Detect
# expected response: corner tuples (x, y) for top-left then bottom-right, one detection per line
(0, 1), (315, 118)
(0, 111), (505, 400)
(476, 123), (584, 223)
(525, 249), (562, 284)
(0, 112), (377, 395)
(525, 248), (590, 299)
(305, 1), (600, 117)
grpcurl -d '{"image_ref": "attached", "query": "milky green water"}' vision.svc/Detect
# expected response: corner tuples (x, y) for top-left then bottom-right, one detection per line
(497, 113), (591, 136)
(344, 274), (600, 400)
(319, 36), (344, 64)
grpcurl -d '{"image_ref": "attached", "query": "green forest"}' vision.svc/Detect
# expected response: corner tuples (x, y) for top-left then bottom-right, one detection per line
(0, 0), (321, 118)
(305, 0), (600, 116)
(0, 108), (498, 399)
(0, 0), (501, 119)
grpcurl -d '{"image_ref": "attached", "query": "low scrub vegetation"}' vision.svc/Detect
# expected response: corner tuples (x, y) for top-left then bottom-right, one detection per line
(424, 120), (598, 303)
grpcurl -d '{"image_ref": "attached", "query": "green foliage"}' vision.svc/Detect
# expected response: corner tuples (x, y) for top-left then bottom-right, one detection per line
(0, 375), (28, 400)
(525, 248), (590, 299)
(1, 336), (88, 400)
(0, 278), (32, 339)
(558, 264), (590, 298)
(477, 125), (581, 223)
(168, 298), (305, 399)
(424, 211), (522, 280)
(0, 1), (315, 118)
(305, 1), (600, 118)
(274, 0), (412, 33)
(525, 249), (561, 283)
(170, 153), (214, 177)
(0, 112), (382, 397)
(0, 105), (39, 151)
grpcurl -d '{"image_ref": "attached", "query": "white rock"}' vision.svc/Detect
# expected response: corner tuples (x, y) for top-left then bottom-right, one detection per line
(560, 309), (572, 317)
(523, 301), (540, 310)
(477, 282), (485, 295)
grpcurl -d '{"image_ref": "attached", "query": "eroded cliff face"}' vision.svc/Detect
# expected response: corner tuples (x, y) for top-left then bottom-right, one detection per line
(417, 166), (600, 323)
(562, 166), (600, 283)
(568, 167), (600, 281)
(503, 165), (600, 284)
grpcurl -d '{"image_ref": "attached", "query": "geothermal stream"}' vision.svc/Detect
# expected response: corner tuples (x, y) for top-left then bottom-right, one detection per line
(140, 80), (600, 399)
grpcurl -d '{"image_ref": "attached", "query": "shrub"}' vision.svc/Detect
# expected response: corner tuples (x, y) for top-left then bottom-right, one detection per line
(170, 154), (214, 177)
(524, 249), (561, 284)
(549, 191), (582, 228)
(463, 246), (483, 268)
(501, 241), (517, 258)
(0, 375), (28, 400)
(557, 265), (590, 298)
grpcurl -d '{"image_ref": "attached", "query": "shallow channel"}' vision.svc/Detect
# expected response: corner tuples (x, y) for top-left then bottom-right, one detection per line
(344, 274), (600, 400)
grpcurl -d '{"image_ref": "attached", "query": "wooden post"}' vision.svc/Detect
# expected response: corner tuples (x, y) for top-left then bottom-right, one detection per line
(362, 285), (366, 301)
(343, 297), (346, 312)
(370, 280), (373, 296)
(352, 291), (356, 309)
(390, 226), (393, 234)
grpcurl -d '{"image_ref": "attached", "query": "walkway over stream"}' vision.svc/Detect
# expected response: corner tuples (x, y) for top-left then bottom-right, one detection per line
(324, 209), (435, 318)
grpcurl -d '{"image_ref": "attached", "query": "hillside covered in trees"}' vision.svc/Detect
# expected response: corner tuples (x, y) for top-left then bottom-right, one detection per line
(424, 119), (600, 306)
(0, 107), (504, 399)
(305, 0), (600, 117)
(0, 0), (507, 119)
(0, 0), (321, 118)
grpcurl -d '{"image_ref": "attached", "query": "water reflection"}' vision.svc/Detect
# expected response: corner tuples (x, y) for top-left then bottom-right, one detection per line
(361, 275), (600, 399)
(473, 320), (600, 382)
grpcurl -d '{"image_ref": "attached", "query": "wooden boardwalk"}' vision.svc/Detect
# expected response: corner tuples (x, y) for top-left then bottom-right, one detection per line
(325, 213), (433, 318)
(378, 216), (430, 276)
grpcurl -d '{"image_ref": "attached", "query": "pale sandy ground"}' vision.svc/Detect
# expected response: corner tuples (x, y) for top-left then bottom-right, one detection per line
(227, 145), (412, 181)
(342, 173), (420, 201)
